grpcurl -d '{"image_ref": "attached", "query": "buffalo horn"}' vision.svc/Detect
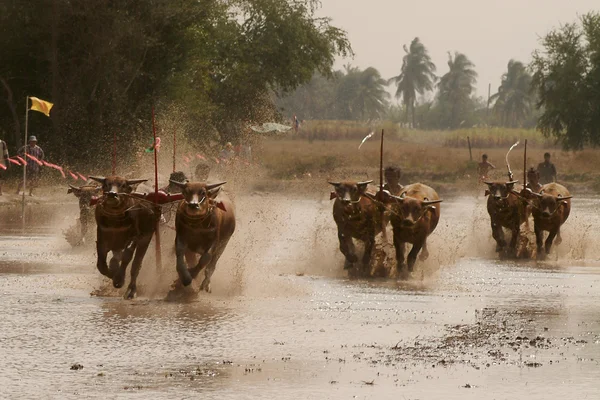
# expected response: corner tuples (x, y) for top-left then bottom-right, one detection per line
(169, 180), (187, 189)
(88, 176), (106, 184)
(126, 179), (148, 186)
(206, 181), (227, 191)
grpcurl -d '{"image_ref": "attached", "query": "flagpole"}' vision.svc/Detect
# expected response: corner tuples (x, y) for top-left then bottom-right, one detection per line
(112, 131), (116, 175)
(172, 128), (176, 173)
(21, 96), (29, 223)
(152, 106), (162, 270)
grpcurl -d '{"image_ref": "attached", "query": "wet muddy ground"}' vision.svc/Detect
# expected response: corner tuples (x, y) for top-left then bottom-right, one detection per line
(1, 191), (600, 399)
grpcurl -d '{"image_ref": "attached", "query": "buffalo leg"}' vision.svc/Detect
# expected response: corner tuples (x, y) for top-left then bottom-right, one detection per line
(175, 236), (193, 286)
(535, 224), (545, 260)
(338, 230), (358, 269)
(124, 235), (152, 300)
(419, 240), (429, 261)
(361, 234), (375, 274)
(491, 221), (506, 252)
(393, 229), (406, 272)
(185, 250), (197, 269)
(113, 242), (135, 289)
(508, 223), (520, 257)
(407, 242), (423, 272)
(200, 240), (230, 293)
(545, 229), (558, 255)
(555, 228), (562, 245)
(96, 232), (113, 279)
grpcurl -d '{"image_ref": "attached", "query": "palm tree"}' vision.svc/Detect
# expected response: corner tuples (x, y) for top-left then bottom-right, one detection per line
(335, 65), (389, 120)
(490, 60), (533, 127)
(437, 52), (478, 129)
(388, 37), (437, 128)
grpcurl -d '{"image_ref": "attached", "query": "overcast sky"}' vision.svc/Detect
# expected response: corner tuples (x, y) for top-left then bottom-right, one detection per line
(318, 0), (598, 100)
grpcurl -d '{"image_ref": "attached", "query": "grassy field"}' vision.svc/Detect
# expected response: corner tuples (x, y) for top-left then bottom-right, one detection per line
(257, 133), (600, 194)
(295, 121), (555, 148)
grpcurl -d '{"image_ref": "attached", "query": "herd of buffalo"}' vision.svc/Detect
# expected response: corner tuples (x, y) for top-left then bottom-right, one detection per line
(64, 169), (572, 299)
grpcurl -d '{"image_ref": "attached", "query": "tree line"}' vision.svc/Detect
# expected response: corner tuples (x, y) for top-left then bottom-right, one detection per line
(0, 0), (351, 167)
(278, 11), (600, 149)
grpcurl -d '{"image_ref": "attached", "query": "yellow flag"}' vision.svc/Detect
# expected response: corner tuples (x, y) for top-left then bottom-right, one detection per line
(29, 97), (53, 117)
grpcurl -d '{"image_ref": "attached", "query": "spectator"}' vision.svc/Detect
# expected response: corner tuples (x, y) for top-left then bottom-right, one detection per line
(477, 154), (496, 182)
(16, 135), (44, 196)
(0, 135), (9, 195)
(537, 152), (557, 184)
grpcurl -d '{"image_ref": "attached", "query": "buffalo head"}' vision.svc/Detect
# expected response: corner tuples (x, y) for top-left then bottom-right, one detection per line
(328, 180), (373, 204)
(89, 176), (147, 206)
(169, 180), (226, 214)
(484, 181), (518, 204)
(530, 190), (572, 219)
(384, 191), (442, 227)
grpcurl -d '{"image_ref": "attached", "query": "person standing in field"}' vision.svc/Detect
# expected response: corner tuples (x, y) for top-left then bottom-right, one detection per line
(477, 154), (496, 182)
(383, 166), (403, 196)
(16, 135), (44, 196)
(0, 136), (10, 195)
(293, 115), (300, 133)
(525, 167), (542, 193)
(537, 152), (557, 184)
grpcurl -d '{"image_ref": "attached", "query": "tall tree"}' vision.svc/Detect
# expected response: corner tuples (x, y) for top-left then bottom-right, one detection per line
(531, 11), (600, 149)
(0, 0), (352, 165)
(335, 66), (389, 120)
(437, 52), (478, 129)
(389, 37), (437, 128)
(491, 60), (534, 128)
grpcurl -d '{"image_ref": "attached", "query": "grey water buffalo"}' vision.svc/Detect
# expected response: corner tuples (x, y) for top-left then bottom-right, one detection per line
(67, 183), (102, 244)
(329, 180), (383, 273)
(484, 180), (527, 256)
(90, 176), (159, 299)
(522, 183), (572, 259)
(380, 183), (442, 274)
(169, 180), (235, 293)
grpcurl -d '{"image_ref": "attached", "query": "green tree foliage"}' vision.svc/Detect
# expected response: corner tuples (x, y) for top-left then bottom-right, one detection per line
(531, 11), (600, 149)
(335, 66), (389, 121)
(491, 60), (534, 128)
(0, 0), (351, 166)
(276, 65), (389, 121)
(388, 37), (437, 128)
(437, 52), (478, 129)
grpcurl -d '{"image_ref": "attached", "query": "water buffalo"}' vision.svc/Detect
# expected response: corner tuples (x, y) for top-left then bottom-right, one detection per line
(524, 183), (572, 259)
(484, 180), (526, 257)
(67, 183), (102, 244)
(90, 176), (159, 299)
(329, 180), (383, 273)
(169, 180), (235, 292)
(379, 183), (442, 274)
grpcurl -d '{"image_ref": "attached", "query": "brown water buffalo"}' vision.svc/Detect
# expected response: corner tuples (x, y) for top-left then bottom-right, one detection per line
(380, 183), (442, 274)
(90, 176), (159, 299)
(484, 180), (526, 257)
(524, 183), (572, 259)
(169, 180), (235, 292)
(329, 180), (383, 272)
(67, 183), (102, 244)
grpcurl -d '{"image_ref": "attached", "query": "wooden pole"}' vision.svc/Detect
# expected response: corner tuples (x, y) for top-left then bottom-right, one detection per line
(467, 136), (473, 161)
(172, 128), (176, 173)
(21, 96), (29, 225)
(486, 83), (491, 124)
(379, 129), (387, 241)
(523, 139), (528, 188)
(152, 106), (162, 270)
(112, 131), (116, 175)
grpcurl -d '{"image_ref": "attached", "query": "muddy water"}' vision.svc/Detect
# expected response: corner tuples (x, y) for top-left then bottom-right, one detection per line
(1, 193), (600, 399)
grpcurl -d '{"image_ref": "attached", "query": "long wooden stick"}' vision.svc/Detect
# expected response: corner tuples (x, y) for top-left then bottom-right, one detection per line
(523, 139), (528, 188)
(112, 131), (116, 175)
(379, 129), (386, 241)
(152, 106), (162, 270)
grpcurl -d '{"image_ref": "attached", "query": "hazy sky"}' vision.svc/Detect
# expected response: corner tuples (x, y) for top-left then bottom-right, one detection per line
(319, 0), (598, 99)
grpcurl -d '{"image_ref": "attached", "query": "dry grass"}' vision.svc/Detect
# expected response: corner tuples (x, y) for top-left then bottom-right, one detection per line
(256, 138), (600, 193)
(296, 121), (554, 148)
